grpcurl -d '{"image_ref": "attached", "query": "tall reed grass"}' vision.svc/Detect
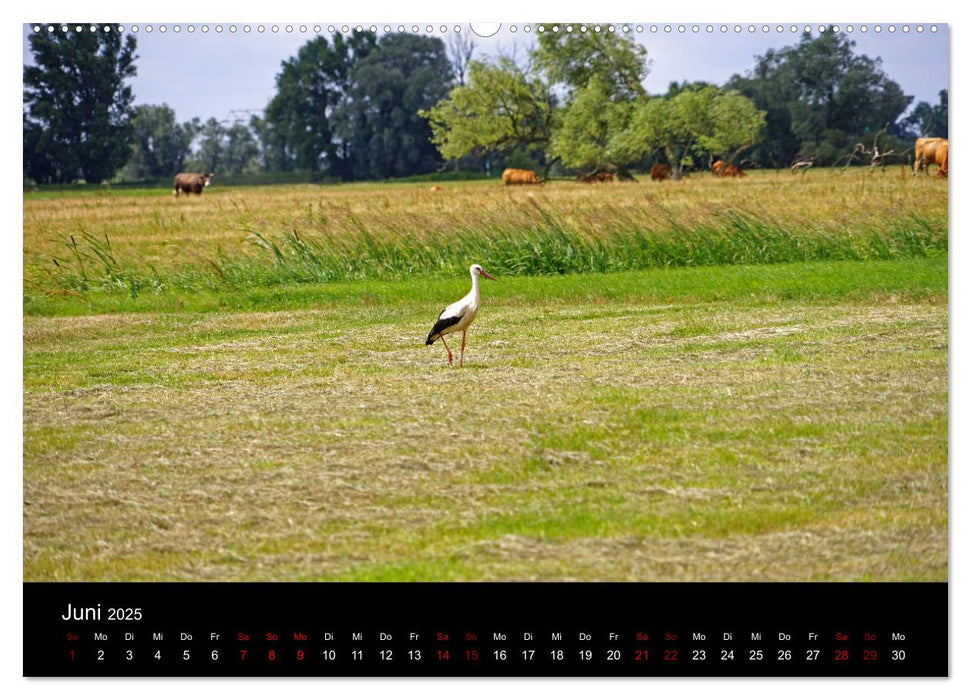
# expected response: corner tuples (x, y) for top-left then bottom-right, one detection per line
(24, 174), (947, 299)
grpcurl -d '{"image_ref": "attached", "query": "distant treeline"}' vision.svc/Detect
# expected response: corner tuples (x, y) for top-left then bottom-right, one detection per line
(23, 25), (948, 185)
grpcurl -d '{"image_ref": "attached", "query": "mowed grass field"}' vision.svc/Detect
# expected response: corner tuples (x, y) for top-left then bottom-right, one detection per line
(23, 170), (948, 581)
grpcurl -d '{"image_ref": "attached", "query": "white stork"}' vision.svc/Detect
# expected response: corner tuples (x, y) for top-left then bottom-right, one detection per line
(425, 264), (496, 366)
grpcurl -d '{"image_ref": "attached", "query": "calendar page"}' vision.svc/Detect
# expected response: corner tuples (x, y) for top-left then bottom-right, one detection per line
(21, 19), (948, 678)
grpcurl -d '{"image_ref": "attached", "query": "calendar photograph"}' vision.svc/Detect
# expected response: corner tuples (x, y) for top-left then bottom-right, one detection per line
(23, 21), (948, 588)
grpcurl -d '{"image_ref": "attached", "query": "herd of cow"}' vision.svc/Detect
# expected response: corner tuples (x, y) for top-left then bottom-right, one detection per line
(500, 162), (748, 185)
(170, 139), (947, 199)
(498, 137), (948, 187)
(502, 160), (752, 186)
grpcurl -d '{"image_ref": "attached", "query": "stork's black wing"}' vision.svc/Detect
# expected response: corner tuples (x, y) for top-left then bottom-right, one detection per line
(425, 312), (462, 345)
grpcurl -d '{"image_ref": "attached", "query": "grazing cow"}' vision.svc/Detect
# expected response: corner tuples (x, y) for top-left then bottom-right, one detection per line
(936, 142), (948, 177)
(502, 168), (540, 185)
(173, 172), (213, 197)
(650, 163), (672, 181)
(722, 165), (745, 177)
(914, 137), (947, 176)
(712, 160), (726, 176)
(577, 170), (615, 183)
(430, 185), (444, 192)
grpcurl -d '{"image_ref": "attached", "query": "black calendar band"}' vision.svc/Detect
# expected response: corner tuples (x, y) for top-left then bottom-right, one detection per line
(24, 582), (947, 677)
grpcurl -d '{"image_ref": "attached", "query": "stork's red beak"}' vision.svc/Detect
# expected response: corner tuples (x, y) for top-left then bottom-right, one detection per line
(480, 270), (497, 281)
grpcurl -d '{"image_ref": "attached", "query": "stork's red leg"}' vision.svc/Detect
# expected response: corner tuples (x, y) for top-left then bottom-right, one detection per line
(460, 330), (466, 367)
(440, 335), (453, 366)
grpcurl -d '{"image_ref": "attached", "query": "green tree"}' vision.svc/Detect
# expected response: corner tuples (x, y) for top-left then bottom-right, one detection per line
(222, 123), (260, 174)
(194, 118), (226, 173)
(621, 86), (764, 179)
(23, 26), (137, 183)
(900, 89), (948, 138)
(420, 58), (555, 168)
(548, 77), (633, 174)
(423, 27), (650, 176)
(249, 114), (287, 173)
(341, 33), (452, 179)
(727, 30), (912, 166)
(262, 32), (376, 174)
(696, 90), (767, 163)
(534, 25), (648, 97)
(126, 104), (199, 179)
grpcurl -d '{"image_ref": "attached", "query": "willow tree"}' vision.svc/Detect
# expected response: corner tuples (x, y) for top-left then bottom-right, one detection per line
(419, 58), (555, 173)
(533, 24), (649, 98)
(619, 86), (764, 179)
(548, 77), (634, 178)
(698, 90), (768, 164)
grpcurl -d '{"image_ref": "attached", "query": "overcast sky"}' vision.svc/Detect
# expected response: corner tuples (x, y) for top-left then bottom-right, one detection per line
(23, 23), (949, 126)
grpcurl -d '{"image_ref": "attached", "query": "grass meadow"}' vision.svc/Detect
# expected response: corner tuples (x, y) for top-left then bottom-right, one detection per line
(23, 169), (948, 581)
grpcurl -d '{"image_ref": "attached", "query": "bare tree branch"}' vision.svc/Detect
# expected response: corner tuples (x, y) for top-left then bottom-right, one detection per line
(447, 31), (477, 86)
(790, 155), (815, 174)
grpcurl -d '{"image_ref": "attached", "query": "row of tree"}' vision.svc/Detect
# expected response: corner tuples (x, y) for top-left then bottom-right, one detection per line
(123, 108), (260, 180)
(424, 27), (946, 179)
(24, 29), (461, 183)
(23, 26), (947, 185)
(724, 33), (945, 167)
(251, 32), (456, 179)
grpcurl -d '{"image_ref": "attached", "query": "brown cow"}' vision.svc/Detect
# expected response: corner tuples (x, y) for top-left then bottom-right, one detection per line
(936, 142), (948, 177)
(173, 172), (213, 197)
(712, 160), (726, 176)
(722, 165), (746, 177)
(914, 137), (947, 176)
(577, 171), (615, 183)
(650, 163), (672, 181)
(502, 168), (540, 185)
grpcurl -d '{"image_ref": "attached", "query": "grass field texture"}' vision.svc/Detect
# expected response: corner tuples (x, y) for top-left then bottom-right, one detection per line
(24, 258), (947, 581)
(24, 170), (948, 581)
(24, 169), (946, 310)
